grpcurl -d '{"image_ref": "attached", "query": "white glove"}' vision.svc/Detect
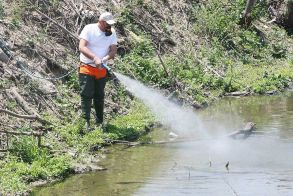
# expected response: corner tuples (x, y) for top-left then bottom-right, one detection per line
(101, 56), (109, 65)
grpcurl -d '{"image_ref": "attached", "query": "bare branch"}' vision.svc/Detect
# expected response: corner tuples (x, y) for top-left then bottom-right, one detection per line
(0, 130), (43, 136)
(0, 108), (38, 120)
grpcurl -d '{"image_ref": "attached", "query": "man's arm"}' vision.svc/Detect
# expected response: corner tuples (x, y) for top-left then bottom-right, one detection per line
(79, 39), (101, 65)
(102, 44), (117, 62)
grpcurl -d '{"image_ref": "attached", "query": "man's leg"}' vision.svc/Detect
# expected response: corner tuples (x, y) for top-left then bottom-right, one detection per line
(93, 77), (106, 124)
(79, 73), (95, 127)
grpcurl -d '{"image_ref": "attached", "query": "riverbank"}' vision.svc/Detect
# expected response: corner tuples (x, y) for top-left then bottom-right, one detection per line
(1, 0), (293, 194)
(0, 101), (156, 195)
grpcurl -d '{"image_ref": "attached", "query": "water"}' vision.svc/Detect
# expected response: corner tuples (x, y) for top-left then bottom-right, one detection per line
(33, 74), (293, 195)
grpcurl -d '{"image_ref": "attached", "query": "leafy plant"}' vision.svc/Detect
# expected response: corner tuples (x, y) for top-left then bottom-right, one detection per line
(5, 100), (18, 110)
(66, 72), (80, 92)
(107, 101), (155, 140)
(10, 137), (48, 163)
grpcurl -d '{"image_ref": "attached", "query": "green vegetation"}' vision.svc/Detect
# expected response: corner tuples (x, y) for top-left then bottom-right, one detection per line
(116, 0), (293, 105)
(0, 137), (71, 194)
(0, 100), (154, 194)
(107, 102), (155, 140)
(116, 35), (172, 88)
(55, 101), (154, 151)
(189, 0), (293, 95)
(1, 0), (293, 194)
(10, 0), (31, 27)
(5, 100), (17, 110)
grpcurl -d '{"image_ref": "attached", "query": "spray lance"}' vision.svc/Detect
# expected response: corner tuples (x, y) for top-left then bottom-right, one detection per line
(101, 62), (112, 74)
(102, 62), (120, 85)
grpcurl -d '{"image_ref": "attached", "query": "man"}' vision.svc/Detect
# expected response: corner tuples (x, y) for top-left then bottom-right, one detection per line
(78, 12), (118, 131)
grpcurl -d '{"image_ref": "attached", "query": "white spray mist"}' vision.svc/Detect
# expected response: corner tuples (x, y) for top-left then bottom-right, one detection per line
(115, 73), (209, 139)
(115, 73), (293, 172)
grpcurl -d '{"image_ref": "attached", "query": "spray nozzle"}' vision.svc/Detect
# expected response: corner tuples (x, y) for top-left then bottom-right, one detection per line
(102, 63), (112, 73)
(102, 63), (119, 85)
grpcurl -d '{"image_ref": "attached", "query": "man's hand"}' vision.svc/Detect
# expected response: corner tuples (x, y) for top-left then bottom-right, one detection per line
(93, 56), (102, 68)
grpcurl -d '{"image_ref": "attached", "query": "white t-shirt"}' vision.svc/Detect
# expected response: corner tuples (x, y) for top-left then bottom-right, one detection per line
(79, 24), (118, 64)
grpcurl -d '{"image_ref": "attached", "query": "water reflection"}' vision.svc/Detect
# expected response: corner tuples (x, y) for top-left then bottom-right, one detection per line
(135, 137), (293, 196)
(33, 144), (174, 196)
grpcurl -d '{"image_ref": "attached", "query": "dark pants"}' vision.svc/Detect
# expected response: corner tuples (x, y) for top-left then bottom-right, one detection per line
(79, 73), (107, 124)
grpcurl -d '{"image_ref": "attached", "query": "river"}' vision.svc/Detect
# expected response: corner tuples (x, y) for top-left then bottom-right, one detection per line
(33, 92), (293, 195)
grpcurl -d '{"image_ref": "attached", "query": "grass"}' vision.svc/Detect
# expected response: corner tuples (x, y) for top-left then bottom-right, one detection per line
(0, 137), (71, 194)
(1, 0), (293, 194)
(0, 100), (155, 194)
(107, 101), (155, 140)
(55, 101), (155, 151)
(115, 0), (293, 105)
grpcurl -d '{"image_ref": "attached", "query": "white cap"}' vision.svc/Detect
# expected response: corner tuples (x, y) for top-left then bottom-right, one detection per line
(99, 12), (116, 25)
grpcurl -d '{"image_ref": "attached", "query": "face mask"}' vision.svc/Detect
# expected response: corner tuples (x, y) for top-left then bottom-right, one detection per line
(105, 30), (112, 36)
(105, 26), (112, 36)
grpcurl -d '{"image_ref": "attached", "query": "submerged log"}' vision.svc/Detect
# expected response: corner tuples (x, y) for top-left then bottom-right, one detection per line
(228, 122), (256, 139)
(106, 122), (257, 148)
(225, 91), (250, 96)
(109, 138), (201, 147)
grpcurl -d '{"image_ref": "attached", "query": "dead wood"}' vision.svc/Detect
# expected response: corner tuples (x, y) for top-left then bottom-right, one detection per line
(111, 122), (257, 147)
(127, 139), (200, 146)
(155, 48), (170, 77)
(228, 122), (256, 139)
(0, 130), (43, 136)
(0, 122), (19, 129)
(239, 0), (257, 27)
(205, 65), (223, 78)
(107, 138), (202, 147)
(5, 87), (51, 125)
(37, 95), (64, 119)
(7, 87), (38, 115)
(0, 108), (39, 120)
(225, 91), (250, 96)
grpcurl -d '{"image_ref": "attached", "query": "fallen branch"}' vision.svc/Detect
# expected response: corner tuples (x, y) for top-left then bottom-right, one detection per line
(38, 95), (64, 119)
(0, 122), (19, 129)
(0, 129), (43, 147)
(8, 87), (38, 115)
(127, 139), (192, 146)
(228, 122), (256, 139)
(0, 130), (43, 136)
(225, 91), (250, 96)
(0, 108), (39, 120)
(107, 138), (202, 147)
(110, 122), (257, 147)
(5, 88), (51, 125)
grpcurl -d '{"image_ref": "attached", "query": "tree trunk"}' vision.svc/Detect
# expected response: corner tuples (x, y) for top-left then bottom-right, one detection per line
(244, 0), (257, 17)
(287, 0), (293, 28)
(240, 0), (257, 26)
